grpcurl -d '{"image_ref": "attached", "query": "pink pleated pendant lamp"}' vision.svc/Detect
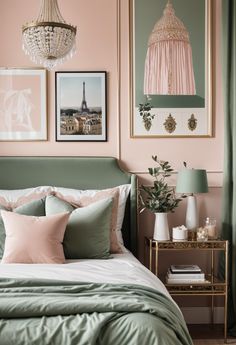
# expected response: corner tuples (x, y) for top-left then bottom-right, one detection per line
(144, 0), (196, 95)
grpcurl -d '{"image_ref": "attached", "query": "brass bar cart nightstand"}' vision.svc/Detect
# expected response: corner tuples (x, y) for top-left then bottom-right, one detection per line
(145, 238), (229, 343)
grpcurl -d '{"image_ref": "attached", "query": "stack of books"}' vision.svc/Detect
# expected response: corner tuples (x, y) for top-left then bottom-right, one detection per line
(166, 265), (206, 284)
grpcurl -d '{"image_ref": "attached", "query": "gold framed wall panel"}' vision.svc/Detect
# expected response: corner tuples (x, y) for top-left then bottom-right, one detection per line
(130, 0), (213, 138)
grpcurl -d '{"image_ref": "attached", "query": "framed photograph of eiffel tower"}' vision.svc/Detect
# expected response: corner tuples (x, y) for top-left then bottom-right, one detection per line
(55, 71), (107, 141)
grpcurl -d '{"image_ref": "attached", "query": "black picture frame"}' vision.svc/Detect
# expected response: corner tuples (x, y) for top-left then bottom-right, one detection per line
(55, 71), (107, 142)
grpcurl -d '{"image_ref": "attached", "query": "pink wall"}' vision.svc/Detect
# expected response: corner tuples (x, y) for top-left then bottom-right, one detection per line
(0, 0), (119, 157)
(0, 0), (224, 257)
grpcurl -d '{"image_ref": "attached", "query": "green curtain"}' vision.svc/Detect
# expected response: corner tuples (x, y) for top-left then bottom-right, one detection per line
(222, 0), (236, 336)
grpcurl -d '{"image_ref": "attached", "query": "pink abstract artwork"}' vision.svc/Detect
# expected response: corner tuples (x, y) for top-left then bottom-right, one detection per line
(0, 69), (47, 141)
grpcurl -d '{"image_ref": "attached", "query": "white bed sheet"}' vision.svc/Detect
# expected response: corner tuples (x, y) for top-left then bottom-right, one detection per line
(0, 252), (170, 299)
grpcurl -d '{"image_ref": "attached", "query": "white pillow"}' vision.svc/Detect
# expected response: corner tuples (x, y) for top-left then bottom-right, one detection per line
(51, 184), (131, 249)
(0, 186), (52, 210)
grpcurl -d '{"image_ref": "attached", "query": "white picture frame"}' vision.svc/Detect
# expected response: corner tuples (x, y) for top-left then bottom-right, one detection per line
(0, 68), (47, 141)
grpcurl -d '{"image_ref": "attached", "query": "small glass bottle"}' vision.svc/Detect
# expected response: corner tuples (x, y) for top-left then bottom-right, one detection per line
(205, 217), (217, 239)
(197, 227), (208, 241)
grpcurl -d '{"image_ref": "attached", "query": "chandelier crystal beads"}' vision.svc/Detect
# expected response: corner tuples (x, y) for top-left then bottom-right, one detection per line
(22, 0), (77, 70)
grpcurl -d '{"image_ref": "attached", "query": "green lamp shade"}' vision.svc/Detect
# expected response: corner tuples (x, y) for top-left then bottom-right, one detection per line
(176, 169), (208, 194)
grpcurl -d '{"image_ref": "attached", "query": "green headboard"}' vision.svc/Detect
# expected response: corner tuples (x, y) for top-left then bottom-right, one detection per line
(0, 156), (138, 256)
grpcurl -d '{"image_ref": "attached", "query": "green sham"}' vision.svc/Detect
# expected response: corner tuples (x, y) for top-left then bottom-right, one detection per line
(45, 195), (113, 259)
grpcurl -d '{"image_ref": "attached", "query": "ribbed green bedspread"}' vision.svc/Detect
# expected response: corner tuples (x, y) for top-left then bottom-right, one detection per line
(0, 278), (193, 345)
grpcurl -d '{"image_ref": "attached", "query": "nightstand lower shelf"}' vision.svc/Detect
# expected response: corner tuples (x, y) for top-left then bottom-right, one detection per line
(164, 275), (227, 294)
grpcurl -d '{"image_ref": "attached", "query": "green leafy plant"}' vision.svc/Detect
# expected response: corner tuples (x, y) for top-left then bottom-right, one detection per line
(138, 102), (155, 131)
(140, 156), (183, 213)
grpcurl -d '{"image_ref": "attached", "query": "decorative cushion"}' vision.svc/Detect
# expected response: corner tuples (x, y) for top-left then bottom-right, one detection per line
(0, 198), (46, 259)
(0, 205), (7, 259)
(50, 184), (131, 252)
(0, 186), (52, 209)
(1, 211), (70, 264)
(45, 195), (113, 259)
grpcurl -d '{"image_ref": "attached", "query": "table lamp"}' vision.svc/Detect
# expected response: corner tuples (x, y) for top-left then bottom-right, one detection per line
(176, 169), (208, 230)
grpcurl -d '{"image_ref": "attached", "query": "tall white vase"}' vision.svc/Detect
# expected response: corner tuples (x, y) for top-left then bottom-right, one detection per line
(153, 212), (170, 241)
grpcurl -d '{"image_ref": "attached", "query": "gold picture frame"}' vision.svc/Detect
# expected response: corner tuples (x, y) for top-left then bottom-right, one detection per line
(130, 0), (213, 138)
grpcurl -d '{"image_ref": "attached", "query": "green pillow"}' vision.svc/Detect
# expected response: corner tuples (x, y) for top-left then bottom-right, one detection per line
(45, 195), (113, 259)
(0, 198), (45, 258)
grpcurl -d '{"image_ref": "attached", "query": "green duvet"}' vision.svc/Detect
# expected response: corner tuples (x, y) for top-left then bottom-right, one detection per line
(0, 278), (193, 345)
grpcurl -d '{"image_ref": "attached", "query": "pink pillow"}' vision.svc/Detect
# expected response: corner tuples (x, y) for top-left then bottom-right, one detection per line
(1, 211), (70, 264)
(0, 186), (53, 210)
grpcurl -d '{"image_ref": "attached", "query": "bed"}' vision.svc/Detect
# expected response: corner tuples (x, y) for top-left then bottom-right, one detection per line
(0, 156), (193, 345)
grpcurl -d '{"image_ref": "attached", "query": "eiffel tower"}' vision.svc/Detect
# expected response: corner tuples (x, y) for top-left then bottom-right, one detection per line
(80, 82), (89, 113)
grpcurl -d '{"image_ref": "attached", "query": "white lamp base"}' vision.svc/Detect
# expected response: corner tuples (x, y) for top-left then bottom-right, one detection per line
(186, 195), (198, 230)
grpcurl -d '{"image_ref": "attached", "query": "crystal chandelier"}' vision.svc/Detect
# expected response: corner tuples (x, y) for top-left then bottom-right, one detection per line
(22, 0), (77, 70)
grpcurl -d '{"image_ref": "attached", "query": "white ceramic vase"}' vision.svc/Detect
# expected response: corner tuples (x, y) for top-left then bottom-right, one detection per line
(153, 212), (170, 241)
